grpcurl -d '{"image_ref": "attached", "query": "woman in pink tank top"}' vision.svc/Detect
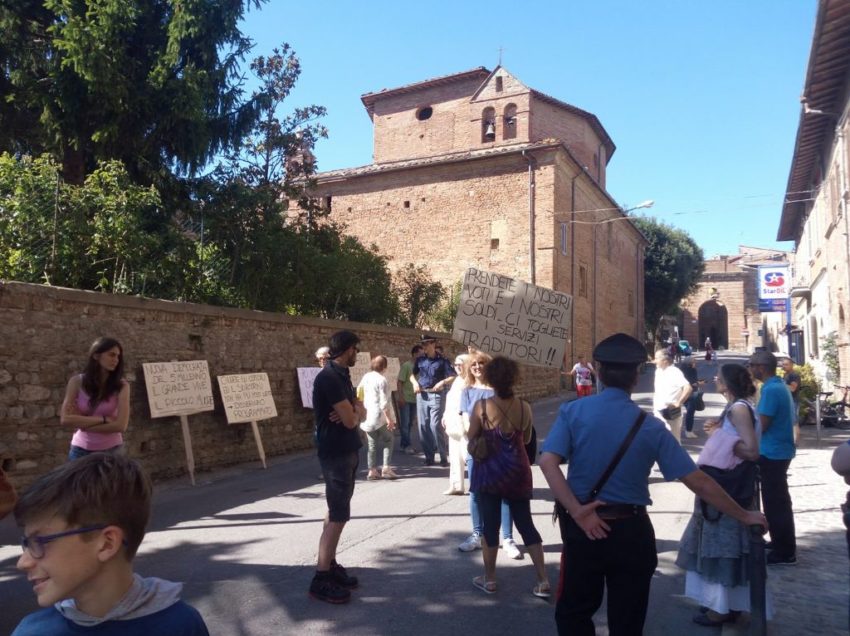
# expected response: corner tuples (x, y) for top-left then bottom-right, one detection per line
(60, 337), (130, 461)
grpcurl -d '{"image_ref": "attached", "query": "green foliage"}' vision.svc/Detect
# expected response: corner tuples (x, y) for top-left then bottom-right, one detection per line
(631, 217), (705, 339)
(0, 18), (402, 325)
(0, 153), (178, 293)
(392, 264), (446, 329)
(0, 0), (267, 184)
(429, 279), (462, 332)
(821, 331), (841, 385)
(781, 363), (821, 423)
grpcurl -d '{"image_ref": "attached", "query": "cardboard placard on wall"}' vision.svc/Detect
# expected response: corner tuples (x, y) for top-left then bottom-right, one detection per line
(217, 373), (278, 424)
(142, 360), (215, 418)
(349, 351), (372, 388)
(297, 367), (322, 409)
(384, 357), (401, 384)
(452, 267), (572, 368)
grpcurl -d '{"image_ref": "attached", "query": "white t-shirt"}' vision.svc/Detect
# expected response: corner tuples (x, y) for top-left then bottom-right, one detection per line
(358, 370), (391, 432)
(653, 365), (689, 413)
(571, 363), (594, 386)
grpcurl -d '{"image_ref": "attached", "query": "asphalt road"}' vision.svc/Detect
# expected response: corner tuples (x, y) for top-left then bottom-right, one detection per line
(1, 352), (847, 635)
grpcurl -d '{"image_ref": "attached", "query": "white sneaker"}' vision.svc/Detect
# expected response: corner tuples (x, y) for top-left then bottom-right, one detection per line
(502, 538), (522, 560)
(684, 431), (698, 439)
(458, 533), (482, 552)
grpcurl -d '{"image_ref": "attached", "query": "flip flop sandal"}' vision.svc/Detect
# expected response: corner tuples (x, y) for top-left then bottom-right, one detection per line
(472, 576), (497, 594)
(532, 582), (551, 599)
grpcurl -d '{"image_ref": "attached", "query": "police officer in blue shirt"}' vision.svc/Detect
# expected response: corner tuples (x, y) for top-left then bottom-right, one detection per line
(539, 333), (766, 636)
(410, 335), (456, 466)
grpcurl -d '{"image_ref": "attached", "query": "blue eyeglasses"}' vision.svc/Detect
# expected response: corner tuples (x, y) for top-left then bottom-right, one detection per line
(21, 525), (107, 559)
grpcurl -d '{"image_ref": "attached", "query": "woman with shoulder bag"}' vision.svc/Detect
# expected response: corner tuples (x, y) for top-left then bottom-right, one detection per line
(467, 356), (550, 598)
(675, 363), (773, 627)
(457, 352), (520, 558)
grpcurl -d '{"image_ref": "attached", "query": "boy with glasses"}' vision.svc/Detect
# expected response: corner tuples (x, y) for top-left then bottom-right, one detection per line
(12, 453), (209, 635)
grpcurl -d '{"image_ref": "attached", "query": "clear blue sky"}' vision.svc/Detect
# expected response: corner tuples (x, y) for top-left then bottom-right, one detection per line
(241, 1), (816, 258)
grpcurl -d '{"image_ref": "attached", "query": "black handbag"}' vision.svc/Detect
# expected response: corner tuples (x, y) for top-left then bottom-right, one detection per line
(700, 461), (759, 521)
(693, 391), (705, 412)
(660, 405), (682, 420)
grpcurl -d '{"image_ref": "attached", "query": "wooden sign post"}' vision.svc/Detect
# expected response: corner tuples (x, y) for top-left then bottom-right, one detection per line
(217, 372), (278, 468)
(142, 360), (215, 485)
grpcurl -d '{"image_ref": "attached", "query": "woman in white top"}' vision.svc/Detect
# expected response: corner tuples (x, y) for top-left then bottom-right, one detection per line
(442, 354), (469, 495)
(358, 356), (398, 480)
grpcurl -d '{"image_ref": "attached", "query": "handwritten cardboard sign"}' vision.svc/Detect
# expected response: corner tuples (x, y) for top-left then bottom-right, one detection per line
(217, 373), (278, 424)
(297, 367), (322, 409)
(142, 360), (214, 418)
(349, 351), (372, 389)
(452, 268), (572, 368)
(384, 357), (401, 386)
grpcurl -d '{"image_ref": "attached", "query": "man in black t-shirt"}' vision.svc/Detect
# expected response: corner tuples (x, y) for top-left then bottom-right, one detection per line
(309, 330), (367, 604)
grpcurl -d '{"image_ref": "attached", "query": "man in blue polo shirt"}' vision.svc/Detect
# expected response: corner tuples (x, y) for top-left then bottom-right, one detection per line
(310, 330), (367, 604)
(540, 333), (767, 635)
(749, 350), (797, 566)
(410, 335), (456, 467)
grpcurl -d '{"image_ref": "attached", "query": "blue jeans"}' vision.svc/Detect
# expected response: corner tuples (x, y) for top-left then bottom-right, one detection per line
(68, 444), (124, 461)
(416, 392), (447, 461)
(467, 456), (513, 540)
(397, 400), (417, 449)
(684, 395), (696, 432)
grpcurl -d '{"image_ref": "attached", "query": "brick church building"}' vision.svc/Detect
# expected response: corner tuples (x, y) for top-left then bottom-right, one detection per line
(305, 66), (647, 364)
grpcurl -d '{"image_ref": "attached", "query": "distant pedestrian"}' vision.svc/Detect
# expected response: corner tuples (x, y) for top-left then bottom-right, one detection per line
(411, 335), (456, 467)
(396, 345), (423, 455)
(779, 354), (801, 439)
(540, 333), (766, 636)
(569, 355), (595, 398)
(749, 350), (798, 566)
(309, 330), (366, 604)
(61, 337), (130, 461)
(704, 337), (713, 361)
(442, 354), (470, 495)
(467, 356), (550, 598)
(653, 348), (692, 442)
(313, 346), (331, 480)
(358, 356), (398, 481)
(676, 363), (772, 626)
(677, 356), (703, 439)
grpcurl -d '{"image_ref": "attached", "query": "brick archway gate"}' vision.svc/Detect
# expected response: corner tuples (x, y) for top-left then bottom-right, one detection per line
(698, 299), (728, 349)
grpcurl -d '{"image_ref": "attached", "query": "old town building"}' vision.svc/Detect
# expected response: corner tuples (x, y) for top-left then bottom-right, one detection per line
(778, 0), (850, 386)
(305, 66), (647, 363)
(679, 247), (789, 354)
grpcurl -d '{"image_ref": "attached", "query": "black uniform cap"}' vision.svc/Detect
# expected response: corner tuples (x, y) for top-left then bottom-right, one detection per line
(593, 333), (648, 365)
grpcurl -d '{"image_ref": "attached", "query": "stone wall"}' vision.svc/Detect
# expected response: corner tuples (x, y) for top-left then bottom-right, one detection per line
(0, 282), (559, 489)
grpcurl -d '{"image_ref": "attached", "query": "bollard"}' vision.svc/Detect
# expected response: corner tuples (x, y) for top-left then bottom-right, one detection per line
(749, 525), (767, 636)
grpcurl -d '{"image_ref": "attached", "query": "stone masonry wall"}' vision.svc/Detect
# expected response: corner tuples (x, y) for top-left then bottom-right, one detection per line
(0, 282), (558, 489)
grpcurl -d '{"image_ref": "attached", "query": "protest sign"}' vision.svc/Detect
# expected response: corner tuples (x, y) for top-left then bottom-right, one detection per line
(217, 373), (278, 424)
(297, 367), (322, 408)
(141, 360), (215, 485)
(384, 357), (401, 384)
(452, 268), (572, 368)
(142, 360), (214, 418)
(217, 372), (275, 469)
(350, 351), (372, 389)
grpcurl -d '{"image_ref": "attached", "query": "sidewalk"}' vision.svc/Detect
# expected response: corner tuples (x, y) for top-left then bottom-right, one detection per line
(0, 359), (847, 635)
